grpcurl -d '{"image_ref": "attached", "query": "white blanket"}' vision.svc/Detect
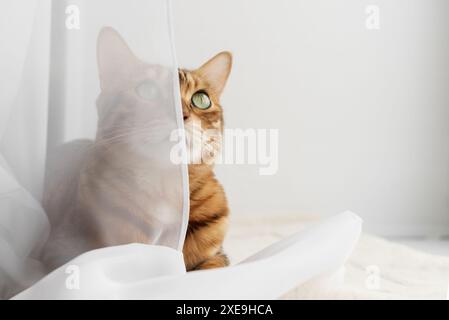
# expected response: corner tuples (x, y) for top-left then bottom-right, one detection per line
(225, 216), (449, 300)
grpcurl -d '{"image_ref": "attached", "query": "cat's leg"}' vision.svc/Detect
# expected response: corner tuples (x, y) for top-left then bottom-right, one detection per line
(192, 249), (230, 271)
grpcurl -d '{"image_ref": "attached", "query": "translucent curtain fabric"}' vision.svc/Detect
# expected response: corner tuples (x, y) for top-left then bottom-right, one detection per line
(0, 0), (51, 299)
(41, 0), (189, 269)
(0, 0), (189, 298)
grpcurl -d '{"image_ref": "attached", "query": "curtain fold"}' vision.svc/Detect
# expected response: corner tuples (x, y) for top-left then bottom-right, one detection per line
(0, 0), (51, 298)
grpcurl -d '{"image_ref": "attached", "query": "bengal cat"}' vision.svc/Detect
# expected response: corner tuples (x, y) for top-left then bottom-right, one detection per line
(179, 51), (232, 270)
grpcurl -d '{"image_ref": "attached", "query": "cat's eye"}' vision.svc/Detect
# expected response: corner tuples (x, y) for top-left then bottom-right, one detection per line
(191, 91), (212, 110)
(136, 80), (159, 101)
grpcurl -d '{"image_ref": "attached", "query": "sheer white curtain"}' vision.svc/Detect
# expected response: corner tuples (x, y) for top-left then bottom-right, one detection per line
(1, 0), (190, 298)
(0, 0), (51, 298)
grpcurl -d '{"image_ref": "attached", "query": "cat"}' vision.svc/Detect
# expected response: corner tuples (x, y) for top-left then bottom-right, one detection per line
(179, 52), (232, 270)
(42, 27), (232, 272)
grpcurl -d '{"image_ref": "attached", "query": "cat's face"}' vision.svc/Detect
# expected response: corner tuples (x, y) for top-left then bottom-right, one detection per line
(96, 27), (232, 165)
(96, 28), (176, 159)
(179, 52), (232, 165)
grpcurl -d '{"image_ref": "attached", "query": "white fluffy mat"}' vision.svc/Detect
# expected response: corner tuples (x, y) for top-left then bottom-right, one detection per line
(225, 216), (449, 300)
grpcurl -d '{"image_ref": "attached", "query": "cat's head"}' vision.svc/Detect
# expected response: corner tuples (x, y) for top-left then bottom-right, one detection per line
(96, 27), (180, 161)
(96, 27), (232, 164)
(179, 53), (232, 165)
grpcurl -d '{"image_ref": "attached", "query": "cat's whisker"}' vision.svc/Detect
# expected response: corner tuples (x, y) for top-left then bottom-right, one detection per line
(92, 127), (169, 150)
(99, 124), (157, 137)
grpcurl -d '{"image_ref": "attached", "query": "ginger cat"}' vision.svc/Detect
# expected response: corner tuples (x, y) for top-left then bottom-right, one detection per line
(42, 27), (231, 271)
(179, 52), (232, 270)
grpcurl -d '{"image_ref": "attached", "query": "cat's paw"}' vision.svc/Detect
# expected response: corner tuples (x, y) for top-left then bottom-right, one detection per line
(191, 251), (230, 271)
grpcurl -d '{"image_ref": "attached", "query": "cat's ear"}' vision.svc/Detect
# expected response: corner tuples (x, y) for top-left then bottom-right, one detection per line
(97, 27), (141, 90)
(197, 52), (232, 96)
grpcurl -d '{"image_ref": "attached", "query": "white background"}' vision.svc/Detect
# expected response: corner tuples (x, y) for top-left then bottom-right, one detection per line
(173, 0), (449, 236)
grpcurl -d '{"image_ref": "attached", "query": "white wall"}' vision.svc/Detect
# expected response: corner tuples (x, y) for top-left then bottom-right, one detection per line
(173, 0), (449, 236)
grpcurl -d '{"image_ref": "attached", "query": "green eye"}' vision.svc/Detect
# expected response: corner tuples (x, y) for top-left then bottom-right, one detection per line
(192, 91), (212, 110)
